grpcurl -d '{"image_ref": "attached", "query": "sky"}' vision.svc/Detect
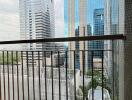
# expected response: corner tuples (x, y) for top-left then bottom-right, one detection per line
(54, 0), (64, 37)
(0, 0), (20, 41)
(0, 0), (64, 41)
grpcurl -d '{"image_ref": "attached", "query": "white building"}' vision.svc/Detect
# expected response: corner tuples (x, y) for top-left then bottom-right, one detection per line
(88, 86), (111, 100)
(19, 0), (55, 51)
(104, 0), (113, 77)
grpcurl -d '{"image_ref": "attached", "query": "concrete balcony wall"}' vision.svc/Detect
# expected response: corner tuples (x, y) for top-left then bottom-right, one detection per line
(125, 0), (132, 100)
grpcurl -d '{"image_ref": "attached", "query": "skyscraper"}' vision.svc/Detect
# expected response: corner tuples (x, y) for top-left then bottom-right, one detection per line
(67, 0), (75, 69)
(87, 24), (93, 68)
(93, 8), (104, 57)
(19, 0), (55, 51)
(75, 27), (80, 69)
(104, 0), (125, 99)
(78, 0), (88, 72)
(67, 0), (87, 72)
(87, 24), (92, 36)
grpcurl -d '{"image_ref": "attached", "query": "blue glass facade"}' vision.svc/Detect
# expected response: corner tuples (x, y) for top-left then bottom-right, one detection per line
(94, 9), (104, 35)
(75, 28), (80, 69)
(93, 8), (104, 57)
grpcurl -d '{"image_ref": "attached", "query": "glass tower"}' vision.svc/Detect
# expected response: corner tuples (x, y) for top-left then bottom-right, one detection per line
(93, 8), (104, 57)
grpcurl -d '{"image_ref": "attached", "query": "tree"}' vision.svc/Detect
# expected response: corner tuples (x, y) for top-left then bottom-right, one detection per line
(79, 70), (112, 98)
(0, 52), (20, 64)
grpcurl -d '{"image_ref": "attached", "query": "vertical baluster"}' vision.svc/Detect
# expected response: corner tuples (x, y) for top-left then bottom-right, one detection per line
(65, 51), (68, 100)
(3, 51), (6, 100)
(74, 51), (76, 100)
(7, 51), (10, 100)
(0, 51), (1, 100)
(38, 51), (41, 100)
(11, 51), (14, 100)
(112, 40), (115, 100)
(91, 51), (94, 100)
(21, 51), (25, 100)
(51, 51), (54, 100)
(44, 51), (47, 100)
(58, 51), (61, 100)
(32, 51), (35, 100)
(16, 51), (20, 100)
(82, 50), (85, 100)
(83, 27), (86, 100)
(26, 51), (30, 100)
(101, 50), (104, 100)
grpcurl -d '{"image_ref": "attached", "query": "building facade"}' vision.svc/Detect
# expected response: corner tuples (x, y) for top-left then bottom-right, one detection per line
(124, 0), (132, 99)
(87, 24), (93, 69)
(93, 8), (104, 58)
(67, 0), (75, 69)
(67, 0), (88, 72)
(104, 0), (125, 100)
(75, 28), (80, 69)
(19, 0), (55, 51)
(78, 0), (88, 73)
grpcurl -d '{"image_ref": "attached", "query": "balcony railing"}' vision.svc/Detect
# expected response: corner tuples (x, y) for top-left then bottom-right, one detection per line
(0, 34), (126, 100)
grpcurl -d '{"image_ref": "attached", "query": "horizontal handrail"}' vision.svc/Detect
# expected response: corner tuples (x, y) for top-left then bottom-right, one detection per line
(0, 49), (112, 52)
(0, 34), (126, 45)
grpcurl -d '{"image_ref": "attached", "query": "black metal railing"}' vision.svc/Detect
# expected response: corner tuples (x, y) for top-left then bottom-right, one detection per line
(0, 35), (126, 100)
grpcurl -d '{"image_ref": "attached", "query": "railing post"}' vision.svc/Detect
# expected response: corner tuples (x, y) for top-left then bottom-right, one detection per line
(26, 51), (30, 100)
(44, 51), (47, 100)
(16, 51), (20, 100)
(74, 51), (76, 100)
(21, 51), (25, 100)
(7, 51), (10, 100)
(101, 50), (104, 100)
(38, 51), (41, 100)
(112, 40), (115, 100)
(51, 51), (54, 100)
(65, 51), (68, 100)
(82, 50), (85, 100)
(32, 51), (35, 100)
(58, 51), (61, 100)
(91, 51), (94, 100)
(3, 51), (6, 100)
(0, 52), (1, 100)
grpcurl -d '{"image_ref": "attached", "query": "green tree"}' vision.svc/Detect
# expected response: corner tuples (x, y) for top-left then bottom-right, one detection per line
(0, 52), (20, 64)
(79, 70), (112, 98)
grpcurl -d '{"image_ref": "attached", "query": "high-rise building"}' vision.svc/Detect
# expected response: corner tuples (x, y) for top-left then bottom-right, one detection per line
(87, 24), (92, 36)
(124, 0), (132, 99)
(104, 0), (112, 77)
(67, 0), (75, 69)
(75, 28), (80, 69)
(19, 0), (55, 51)
(93, 8), (104, 57)
(104, 0), (125, 100)
(87, 24), (93, 68)
(78, 0), (88, 72)
(67, 0), (87, 72)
